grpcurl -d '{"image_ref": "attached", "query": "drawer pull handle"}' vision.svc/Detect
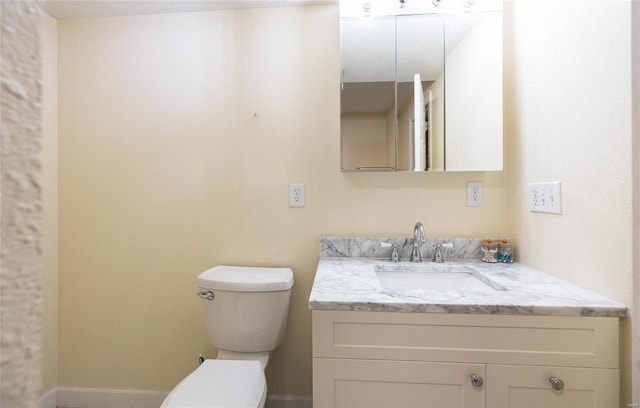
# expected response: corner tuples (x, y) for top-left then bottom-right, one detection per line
(549, 377), (564, 391)
(197, 291), (214, 301)
(470, 374), (483, 388)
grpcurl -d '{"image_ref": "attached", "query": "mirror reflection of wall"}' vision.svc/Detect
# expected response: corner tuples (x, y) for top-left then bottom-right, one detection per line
(339, 0), (503, 173)
(340, 16), (396, 172)
(445, 12), (503, 171)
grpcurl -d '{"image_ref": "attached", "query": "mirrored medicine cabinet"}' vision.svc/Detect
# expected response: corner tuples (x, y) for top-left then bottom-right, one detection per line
(340, 0), (503, 172)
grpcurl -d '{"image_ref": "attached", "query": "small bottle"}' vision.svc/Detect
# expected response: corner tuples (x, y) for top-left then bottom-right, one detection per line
(497, 240), (513, 263)
(481, 240), (498, 263)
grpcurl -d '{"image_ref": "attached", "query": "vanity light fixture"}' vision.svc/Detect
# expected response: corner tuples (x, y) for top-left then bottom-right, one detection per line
(398, 0), (407, 8)
(432, 0), (441, 6)
(362, 0), (372, 13)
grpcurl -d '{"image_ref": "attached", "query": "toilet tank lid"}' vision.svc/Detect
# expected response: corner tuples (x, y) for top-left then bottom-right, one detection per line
(197, 265), (294, 292)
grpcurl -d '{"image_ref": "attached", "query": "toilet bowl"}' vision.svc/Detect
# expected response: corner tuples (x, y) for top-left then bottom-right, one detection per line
(161, 265), (293, 408)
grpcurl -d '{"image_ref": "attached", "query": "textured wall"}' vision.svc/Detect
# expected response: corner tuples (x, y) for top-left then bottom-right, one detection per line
(41, 11), (58, 395)
(505, 0), (633, 403)
(0, 1), (43, 407)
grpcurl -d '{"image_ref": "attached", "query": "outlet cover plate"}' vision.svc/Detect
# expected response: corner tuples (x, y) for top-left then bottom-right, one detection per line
(527, 182), (562, 214)
(289, 183), (305, 208)
(466, 181), (483, 207)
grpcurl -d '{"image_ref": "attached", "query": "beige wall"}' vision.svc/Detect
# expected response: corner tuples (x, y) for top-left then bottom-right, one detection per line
(632, 0), (640, 402)
(41, 11), (59, 395)
(52, 0), (635, 403)
(505, 0), (633, 403)
(57, 5), (508, 395)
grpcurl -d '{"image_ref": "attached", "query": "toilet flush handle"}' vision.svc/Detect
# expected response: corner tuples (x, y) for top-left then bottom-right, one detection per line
(197, 291), (214, 301)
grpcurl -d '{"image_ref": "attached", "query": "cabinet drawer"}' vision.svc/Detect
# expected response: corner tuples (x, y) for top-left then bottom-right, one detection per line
(312, 310), (618, 368)
(486, 364), (619, 408)
(313, 358), (485, 408)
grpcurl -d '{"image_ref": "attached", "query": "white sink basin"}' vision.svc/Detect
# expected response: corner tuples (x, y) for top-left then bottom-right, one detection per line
(374, 263), (505, 292)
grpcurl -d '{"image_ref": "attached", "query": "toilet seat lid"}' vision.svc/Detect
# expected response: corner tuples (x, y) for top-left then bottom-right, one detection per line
(161, 360), (265, 408)
(198, 265), (293, 292)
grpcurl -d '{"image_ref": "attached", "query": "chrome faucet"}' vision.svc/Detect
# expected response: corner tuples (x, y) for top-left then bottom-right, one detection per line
(410, 222), (426, 263)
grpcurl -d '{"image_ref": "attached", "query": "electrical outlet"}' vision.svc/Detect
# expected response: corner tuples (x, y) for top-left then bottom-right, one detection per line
(466, 181), (483, 207)
(527, 182), (562, 214)
(289, 183), (305, 208)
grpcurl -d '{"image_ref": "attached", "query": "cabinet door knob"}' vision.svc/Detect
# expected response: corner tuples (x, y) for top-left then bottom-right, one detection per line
(549, 377), (564, 391)
(470, 373), (484, 388)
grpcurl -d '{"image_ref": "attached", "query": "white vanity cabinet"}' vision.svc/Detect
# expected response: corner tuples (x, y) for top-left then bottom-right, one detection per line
(312, 310), (620, 408)
(486, 364), (618, 407)
(313, 358), (485, 408)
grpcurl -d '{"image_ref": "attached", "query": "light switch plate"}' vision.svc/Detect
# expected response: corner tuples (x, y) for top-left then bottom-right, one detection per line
(527, 182), (562, 214)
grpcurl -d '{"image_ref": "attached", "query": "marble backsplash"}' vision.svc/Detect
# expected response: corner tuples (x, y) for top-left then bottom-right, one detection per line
(320, 237), (510, 261)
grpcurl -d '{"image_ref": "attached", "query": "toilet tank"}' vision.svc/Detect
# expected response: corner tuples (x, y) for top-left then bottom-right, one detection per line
(197, 266), (294, 353)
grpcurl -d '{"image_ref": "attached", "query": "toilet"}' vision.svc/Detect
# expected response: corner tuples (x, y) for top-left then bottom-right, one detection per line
(161, 265), (294, 408)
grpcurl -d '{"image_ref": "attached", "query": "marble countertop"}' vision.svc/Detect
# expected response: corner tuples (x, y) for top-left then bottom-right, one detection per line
(308, 257), (627, 317)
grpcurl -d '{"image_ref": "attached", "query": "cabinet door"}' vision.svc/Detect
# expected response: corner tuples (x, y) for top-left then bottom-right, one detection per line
(486, 365), (619, 408)
(313, 358), (485, 408)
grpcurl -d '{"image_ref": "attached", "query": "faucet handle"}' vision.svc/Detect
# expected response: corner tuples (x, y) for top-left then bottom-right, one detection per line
(390, 245), (400, 262)
(432, 242), (454, 263)
(381, 242), (401, 262)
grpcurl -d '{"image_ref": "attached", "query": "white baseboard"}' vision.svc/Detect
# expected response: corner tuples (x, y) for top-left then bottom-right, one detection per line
(40, 388), (58, 408)
(43, 387), (311, 408)
(57, 387), (168, 408)
(266, 394), (312, 408)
